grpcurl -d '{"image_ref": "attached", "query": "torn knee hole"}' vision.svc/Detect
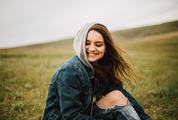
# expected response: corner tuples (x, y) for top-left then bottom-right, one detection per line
(96, 100), (129, 110)
(96, 90), (128, 109)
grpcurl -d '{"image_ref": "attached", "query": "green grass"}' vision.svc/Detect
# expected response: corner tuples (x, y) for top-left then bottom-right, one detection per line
(0, 23), (178, 120)
(122, 34), (178, 120)
(0, 39), (74, 120)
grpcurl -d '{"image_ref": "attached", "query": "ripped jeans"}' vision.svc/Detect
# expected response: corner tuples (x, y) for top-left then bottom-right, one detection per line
(92, 100), (141, 120)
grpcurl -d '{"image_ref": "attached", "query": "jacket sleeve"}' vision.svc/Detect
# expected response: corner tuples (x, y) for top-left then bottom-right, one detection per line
(56, 67), (97, 120)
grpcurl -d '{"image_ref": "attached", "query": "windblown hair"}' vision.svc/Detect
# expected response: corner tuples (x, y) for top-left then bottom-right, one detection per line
(88, 24), (136, 86)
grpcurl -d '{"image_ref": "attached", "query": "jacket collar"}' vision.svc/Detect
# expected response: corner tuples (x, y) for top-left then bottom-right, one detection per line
(75, 56), (95, 80)
(84, 65), (95, 80)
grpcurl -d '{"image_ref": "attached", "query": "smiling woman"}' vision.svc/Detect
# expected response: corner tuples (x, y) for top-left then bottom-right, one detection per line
(42, 22), (151, 120)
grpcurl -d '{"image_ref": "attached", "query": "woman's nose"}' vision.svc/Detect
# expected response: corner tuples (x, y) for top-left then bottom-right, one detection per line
(88, 45), (96, 52)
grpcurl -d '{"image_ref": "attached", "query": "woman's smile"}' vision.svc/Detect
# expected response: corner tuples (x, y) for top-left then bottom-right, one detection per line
(87, 52), (100, 61)
(88, 52), (99, 57)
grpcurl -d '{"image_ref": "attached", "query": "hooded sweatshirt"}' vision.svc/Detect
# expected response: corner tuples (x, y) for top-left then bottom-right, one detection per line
(73, 22), (98, 73)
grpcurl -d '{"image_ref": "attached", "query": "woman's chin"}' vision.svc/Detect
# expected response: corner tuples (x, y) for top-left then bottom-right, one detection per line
(88, 57), (98, 62)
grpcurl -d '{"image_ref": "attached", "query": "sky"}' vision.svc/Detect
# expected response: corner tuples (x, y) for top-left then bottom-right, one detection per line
(0, 0), (178, 48)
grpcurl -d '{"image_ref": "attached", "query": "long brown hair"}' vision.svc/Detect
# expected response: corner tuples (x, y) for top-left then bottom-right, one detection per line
(88, 23), (136, 86)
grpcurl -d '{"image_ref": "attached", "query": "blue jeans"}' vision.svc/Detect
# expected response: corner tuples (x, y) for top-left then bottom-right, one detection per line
(92, 101), (141, 120)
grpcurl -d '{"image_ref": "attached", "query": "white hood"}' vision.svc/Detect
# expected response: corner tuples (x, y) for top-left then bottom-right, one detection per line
(73, 22), (98, 72)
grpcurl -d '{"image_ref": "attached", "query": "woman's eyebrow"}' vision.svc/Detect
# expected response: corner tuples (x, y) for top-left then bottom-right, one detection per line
(95, 41), (104, 43)
(86, 40), (90, 42)
(86, 40), (104, 43)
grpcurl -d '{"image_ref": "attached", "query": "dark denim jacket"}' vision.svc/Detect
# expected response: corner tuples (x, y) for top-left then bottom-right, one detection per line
(42, 56), (151, 120)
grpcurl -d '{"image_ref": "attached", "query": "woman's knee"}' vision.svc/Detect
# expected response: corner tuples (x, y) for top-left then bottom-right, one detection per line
(96, 90), (128, 109)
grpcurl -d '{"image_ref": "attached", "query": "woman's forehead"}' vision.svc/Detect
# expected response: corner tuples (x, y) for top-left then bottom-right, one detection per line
(87, 30), (104, 41)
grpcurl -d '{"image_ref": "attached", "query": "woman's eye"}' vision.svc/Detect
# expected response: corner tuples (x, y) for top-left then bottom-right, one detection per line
(86, 42), (90, 45)
(95, 43), (103, 47)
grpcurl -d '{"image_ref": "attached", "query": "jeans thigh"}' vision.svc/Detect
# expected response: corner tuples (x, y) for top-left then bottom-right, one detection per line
(115, 101), (141, 120)
(92, 102), (115, 120)
(92, 101), (140, 120)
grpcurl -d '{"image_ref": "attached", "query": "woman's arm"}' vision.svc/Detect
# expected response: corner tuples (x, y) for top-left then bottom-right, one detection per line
(56, 67), (97, 120)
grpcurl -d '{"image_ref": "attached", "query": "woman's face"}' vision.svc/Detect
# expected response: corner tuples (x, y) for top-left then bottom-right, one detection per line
(86, 30), (106, 62)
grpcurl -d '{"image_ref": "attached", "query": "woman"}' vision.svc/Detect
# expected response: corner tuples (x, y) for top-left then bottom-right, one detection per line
(43, 23), (151, 120)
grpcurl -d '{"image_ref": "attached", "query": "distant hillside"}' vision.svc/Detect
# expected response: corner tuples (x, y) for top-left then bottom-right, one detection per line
(32, 20), (178, 46)
(1, 20), (178, 50)
(112, 20), (178, 40)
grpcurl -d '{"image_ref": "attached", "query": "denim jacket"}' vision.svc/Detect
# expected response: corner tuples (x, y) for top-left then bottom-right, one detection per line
(42, 56), (151, 120)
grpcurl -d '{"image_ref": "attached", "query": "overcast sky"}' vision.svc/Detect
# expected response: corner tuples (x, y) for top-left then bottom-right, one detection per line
(0, 0), (178, 48)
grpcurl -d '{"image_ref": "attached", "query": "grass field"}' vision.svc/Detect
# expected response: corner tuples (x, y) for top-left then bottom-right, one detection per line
(0, 21), (178, 120)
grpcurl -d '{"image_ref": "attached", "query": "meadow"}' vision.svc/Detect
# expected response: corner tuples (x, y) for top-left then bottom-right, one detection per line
(0, 21), (178, 120)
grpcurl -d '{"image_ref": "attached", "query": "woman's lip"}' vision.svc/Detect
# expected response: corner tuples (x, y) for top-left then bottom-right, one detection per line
(88, 54), (96, 58)
(88, 54), (95, 56)
(87, 53), (98, 56)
